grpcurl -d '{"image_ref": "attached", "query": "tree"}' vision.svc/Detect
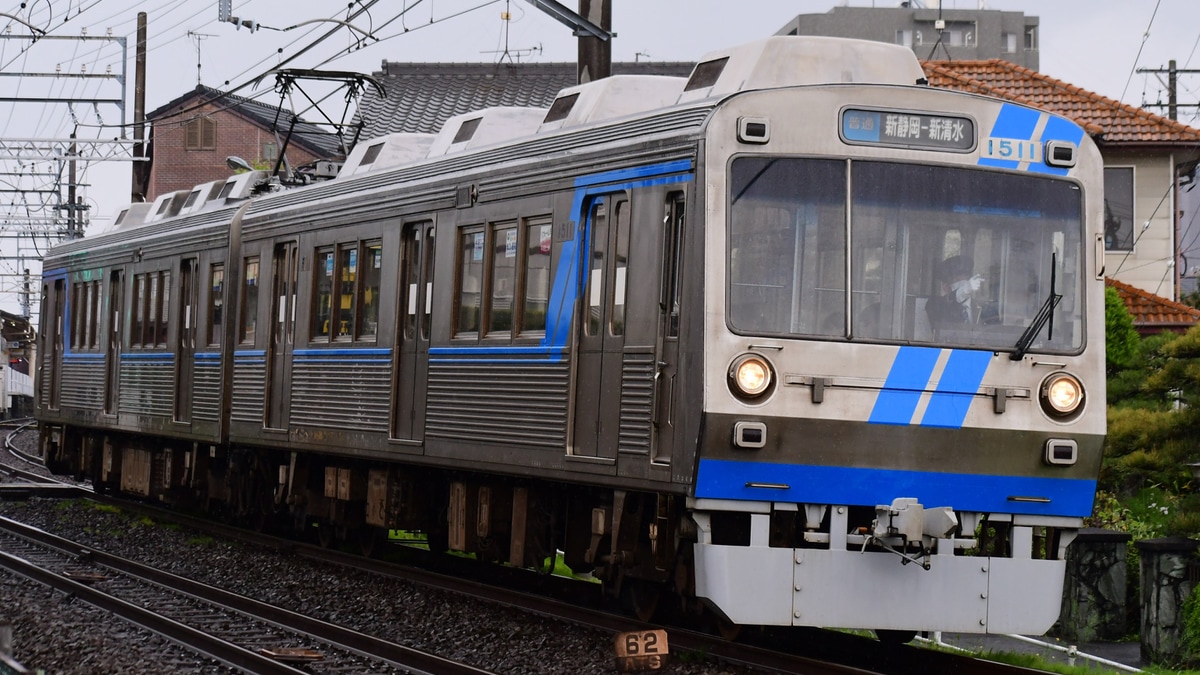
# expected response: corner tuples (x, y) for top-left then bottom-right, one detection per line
(1105, 285), (1139, 374)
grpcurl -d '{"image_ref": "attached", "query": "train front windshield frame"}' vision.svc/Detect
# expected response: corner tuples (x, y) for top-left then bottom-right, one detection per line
(728, 157), (1084, 354)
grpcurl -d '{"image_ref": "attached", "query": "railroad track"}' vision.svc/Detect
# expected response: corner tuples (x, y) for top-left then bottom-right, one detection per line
(0, 427), (1049, 675)
(0, 515), (491, 675)
(0, 420), (51, 486)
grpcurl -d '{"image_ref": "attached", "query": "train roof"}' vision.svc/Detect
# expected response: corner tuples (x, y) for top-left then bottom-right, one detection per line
(75, 36), (931, 253)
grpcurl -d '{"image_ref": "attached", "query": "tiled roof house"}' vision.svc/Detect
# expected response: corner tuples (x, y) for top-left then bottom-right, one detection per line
(923, 59), (1200, 302)
(145, 85), (342, 201)
(1107, 277), (1200, 335)
(354, 61), (695, 139)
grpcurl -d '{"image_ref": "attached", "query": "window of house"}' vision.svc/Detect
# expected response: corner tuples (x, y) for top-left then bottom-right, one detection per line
(208, 264), (224, 346)
(1025, 26), (1038, 51)
(895, 30), (913, 47)
(1001, 33), (1017, 53)
(1104, 167), (1135, 251)
(240, 257), (259, 343)
(185, 116), (216, 150)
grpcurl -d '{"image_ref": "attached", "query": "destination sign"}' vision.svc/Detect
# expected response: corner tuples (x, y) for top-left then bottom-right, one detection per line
(841, 108), (975, 151)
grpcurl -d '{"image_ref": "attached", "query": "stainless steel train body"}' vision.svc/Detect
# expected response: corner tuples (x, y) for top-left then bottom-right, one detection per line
(36, 36), (1105, 635)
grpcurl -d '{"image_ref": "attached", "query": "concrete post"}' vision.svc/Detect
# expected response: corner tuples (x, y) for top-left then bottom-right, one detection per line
(1136, 537), (1199, 665)
(1059, 528), (1132, 641)
(0, 620), (11, 655)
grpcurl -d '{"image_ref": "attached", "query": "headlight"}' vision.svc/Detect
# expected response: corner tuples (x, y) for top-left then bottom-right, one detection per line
(729, 354), (774, 399)
(1040, 372), (1084, 417)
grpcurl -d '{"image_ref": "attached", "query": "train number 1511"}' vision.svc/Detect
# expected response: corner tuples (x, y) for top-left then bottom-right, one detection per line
(983, 136), (1042, 163)
(614, 629), (669, 672)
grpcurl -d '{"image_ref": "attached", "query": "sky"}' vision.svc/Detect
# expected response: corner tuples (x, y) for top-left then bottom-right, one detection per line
(0, 0), (1198, 316)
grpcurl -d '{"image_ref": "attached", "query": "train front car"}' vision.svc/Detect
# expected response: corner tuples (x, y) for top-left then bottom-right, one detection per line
(690, 39), (1104, 635)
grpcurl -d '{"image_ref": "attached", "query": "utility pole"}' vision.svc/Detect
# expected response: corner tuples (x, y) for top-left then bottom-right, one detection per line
(131, 12), (148, 202)
(1138, 60), (1200, 121)
(577, 0), (611, 84)
(519, 1), (613, 84)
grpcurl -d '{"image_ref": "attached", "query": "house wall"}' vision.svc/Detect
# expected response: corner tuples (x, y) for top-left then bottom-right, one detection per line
(775, 6), (1039, 70)
(147, 101), (321, 201)
(1103, 149), (1177, 299)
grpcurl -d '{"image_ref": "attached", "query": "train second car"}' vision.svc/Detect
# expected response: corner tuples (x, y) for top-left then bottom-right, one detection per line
(36, 36), (1104, 636)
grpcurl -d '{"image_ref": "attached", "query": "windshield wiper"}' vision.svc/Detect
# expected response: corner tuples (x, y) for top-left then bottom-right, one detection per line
(1011, 252), (1062, 361)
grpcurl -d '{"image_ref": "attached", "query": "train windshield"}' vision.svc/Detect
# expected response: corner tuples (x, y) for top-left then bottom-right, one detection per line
(728, 158), (1084, 353)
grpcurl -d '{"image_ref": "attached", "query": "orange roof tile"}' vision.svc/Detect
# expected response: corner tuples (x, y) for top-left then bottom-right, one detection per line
(923, 60), (1200, 146)
(1106, 277), (1200, 333)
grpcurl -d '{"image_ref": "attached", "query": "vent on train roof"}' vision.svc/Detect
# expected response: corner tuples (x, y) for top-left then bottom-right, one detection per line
(339, 133), (437, 177)
(538, 75), (688, 133)
(684, 57), (728, 92)
(147, 190), (190, 222)
(426, 107), (547, 158)
(677, 36), (926, 104)
(112, 202), (154, 229)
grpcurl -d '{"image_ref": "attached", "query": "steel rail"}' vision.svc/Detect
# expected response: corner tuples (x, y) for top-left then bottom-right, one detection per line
(0, 515), (492, 675)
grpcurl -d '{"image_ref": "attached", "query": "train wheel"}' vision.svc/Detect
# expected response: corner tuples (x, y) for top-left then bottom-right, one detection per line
(358, 526), (384, 558)
(626, 579), (661, 622)
(317, 522), (337, 549)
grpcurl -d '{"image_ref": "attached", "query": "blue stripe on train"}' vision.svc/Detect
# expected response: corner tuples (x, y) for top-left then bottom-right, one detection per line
(694, 459), (1095, 517)
(868, 347), (992, 428)
(979, 103), (1085, 176)
(438, 159), (694, 363)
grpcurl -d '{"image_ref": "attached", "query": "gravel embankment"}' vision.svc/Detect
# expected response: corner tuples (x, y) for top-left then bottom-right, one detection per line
(0, 431), (754, 674)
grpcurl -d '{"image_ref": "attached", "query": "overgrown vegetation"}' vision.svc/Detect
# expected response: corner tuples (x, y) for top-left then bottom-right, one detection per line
(1098, 293), (1200, 537)
(1096, 291), (1200, 667)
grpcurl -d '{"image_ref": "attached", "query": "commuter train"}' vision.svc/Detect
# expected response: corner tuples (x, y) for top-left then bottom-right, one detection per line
(36, 36), (1105, 637)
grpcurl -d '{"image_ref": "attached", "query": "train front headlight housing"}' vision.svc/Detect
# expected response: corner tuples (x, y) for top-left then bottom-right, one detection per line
(729, 353), (774, 400)
(1040, 372), (1084, 417)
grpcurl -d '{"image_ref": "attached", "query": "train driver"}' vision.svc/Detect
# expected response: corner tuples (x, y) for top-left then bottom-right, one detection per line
(926, 254), (985, 326)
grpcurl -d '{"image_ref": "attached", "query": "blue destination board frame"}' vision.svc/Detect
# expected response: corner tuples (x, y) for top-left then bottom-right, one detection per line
(841, 107), (975, 152)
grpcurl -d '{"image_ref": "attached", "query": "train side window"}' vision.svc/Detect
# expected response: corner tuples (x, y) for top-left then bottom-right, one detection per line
(128, 271), (169, 348)
(662, 193), (685, 338)
(422, 228), (435, 341)
(488, 221), (518, 335)
(520, 217), (553, 335)
(69, 282), (81, 349)
(585, 201), (608, 337)
(157, 271), (171, 347)
(88, 280), (100, 348)
(456, 226), (485, 336)
(360, 241), (382, 340)
(611, 199), (630, 336)
(402, 229), (421, 340)
(147, 273), (160, 346)
(240, 257), (260, 344)
(313, 247), (334, 340)
(336, 243), (358, 341)
(131, 274), (145, 347)
(208, 264), (224, 346)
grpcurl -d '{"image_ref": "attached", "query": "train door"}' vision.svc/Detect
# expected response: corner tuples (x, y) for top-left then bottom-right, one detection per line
(46, 279), (65, 410)
(265, 242), (297, 429)
(392, 221), (434, 442)
(104, 270), (123, 415)
(571, 194), (629, 459)
(651, 192), (686, 466)
(174, 258), (197, 423)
